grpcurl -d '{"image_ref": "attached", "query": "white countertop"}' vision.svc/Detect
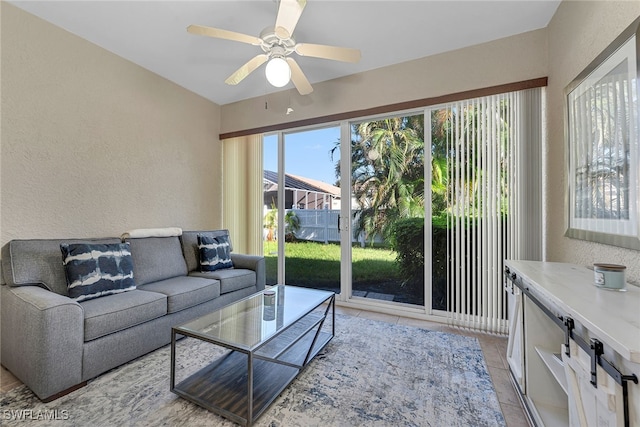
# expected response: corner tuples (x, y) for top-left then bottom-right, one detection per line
(505, 260), (640, 364)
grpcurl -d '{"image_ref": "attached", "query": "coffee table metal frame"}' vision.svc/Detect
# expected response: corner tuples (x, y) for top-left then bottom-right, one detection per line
(170, 285), (335, 426)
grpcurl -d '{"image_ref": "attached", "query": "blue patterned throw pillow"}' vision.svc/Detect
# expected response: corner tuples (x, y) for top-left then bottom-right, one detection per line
(197, 234), (234, 272)
(60, 243), (136, 302)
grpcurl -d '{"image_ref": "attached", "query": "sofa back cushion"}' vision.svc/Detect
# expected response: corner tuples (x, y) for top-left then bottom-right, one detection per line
(126, 236), (188, 286)
(1, 238), (122, 296)
(181, 230), (233, 273)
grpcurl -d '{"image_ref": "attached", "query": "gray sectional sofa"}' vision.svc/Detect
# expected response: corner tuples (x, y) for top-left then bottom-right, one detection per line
(0, 229), (265, 401)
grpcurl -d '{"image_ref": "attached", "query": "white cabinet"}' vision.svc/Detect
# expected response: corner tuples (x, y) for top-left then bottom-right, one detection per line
(522, 292), (568, 426)
(506, 278), (525, 391)
(504, 261), (640, 427)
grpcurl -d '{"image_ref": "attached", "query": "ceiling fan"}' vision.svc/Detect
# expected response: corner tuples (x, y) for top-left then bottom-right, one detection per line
(187, 0), (361, 95)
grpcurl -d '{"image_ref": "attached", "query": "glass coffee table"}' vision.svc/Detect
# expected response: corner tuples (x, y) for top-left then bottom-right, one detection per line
(170, 285), (335, 426)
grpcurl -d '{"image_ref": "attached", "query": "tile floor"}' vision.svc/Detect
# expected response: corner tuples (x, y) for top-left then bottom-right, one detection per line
(0, 365), (21, 394)
(1, 306), (530, 427)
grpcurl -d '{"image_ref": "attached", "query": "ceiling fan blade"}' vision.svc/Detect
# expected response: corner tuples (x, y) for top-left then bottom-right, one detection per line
(187, 24), (262, 46)
(275, 0), (307, 39)
(286, 57), (313, 95)
(225, 54), (268, 85)
(295, 43), (361, 63)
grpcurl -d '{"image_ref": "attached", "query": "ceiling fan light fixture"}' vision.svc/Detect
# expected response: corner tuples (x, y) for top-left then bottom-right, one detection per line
(189, 0), (359, 95)
(265, 56), (291, 87)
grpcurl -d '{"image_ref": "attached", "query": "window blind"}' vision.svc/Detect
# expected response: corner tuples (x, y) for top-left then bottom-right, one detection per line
(222, 134), (264, 255)
(441, 88), (543, 334)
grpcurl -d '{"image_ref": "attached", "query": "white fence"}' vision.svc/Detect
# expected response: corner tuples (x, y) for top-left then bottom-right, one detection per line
(265, 208), (385, 245)
(293, 209), (342, 243)
(288, 209), (383, 245)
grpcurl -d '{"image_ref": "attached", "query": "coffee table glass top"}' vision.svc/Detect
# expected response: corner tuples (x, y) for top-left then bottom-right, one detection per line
(176, 285), (333, 350)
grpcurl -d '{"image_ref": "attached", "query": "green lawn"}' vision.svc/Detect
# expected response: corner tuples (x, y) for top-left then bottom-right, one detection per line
(264, 241), (401, 289)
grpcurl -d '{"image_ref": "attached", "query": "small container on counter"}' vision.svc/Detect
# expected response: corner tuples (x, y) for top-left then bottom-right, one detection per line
(593, 263), (627, 291)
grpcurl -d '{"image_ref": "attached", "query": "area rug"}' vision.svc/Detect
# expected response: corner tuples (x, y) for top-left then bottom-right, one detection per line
(0, 315), (505, 426)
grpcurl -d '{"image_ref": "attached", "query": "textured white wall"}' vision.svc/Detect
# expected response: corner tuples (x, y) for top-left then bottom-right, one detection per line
(546, 1), (640, 286)
(221, 28), (548, 134)
(1, 3), (222, 245)
(0, 2), (4, 283)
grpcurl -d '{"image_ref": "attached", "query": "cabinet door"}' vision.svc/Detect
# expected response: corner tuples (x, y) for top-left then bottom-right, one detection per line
(563, 339), (624, 427)
(506, 282), (525, 391)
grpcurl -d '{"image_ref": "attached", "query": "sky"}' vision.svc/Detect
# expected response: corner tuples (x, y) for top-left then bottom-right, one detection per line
(264, 126), (341, 186)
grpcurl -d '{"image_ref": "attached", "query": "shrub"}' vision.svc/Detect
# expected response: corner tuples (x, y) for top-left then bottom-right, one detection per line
(390, 217), (424, 287)
(390, 216), (447, 309)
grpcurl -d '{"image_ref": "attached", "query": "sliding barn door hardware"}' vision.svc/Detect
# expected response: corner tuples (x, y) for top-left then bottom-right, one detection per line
(564, 317), (574, 356)
(589, 338), (603, 386)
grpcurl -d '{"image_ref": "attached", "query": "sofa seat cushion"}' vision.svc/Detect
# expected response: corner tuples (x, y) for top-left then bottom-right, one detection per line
(137, 276), (220, 314)
(189, 268), (256, 294)
(81, 290), (167, 341)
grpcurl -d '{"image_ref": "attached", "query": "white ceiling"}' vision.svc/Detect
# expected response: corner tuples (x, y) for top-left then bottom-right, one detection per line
(10, 1), (561, 106)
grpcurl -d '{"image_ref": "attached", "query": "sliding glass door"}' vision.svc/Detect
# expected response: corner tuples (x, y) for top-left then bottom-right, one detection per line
(263, 127), (342, 294)
(347, 116), (426, 306)
(263, 134), (279, 286)
(261, 87), (542, 328)
(263, 119), (427, 310)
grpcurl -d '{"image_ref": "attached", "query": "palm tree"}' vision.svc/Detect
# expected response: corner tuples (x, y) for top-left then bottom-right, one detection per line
(284, 210), (300, 241)
(350, 116), (425, 243)
(264, 203), (277, 242)
(430, 101), (516, 220)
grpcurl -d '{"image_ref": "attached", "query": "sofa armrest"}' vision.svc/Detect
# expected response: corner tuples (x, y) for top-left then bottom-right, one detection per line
(230, 254), (266, 291)
(1, 284), (84, 400)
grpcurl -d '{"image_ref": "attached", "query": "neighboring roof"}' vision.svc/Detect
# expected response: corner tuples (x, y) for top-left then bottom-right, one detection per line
(264, 170), (340, 197)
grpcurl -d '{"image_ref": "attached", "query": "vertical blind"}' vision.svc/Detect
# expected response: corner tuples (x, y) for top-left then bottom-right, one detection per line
(222, 134), (264, 255)
(441, 88), (543, 334)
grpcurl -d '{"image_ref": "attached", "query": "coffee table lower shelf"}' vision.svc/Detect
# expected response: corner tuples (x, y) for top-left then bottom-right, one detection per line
(172, 330), (333, 426)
